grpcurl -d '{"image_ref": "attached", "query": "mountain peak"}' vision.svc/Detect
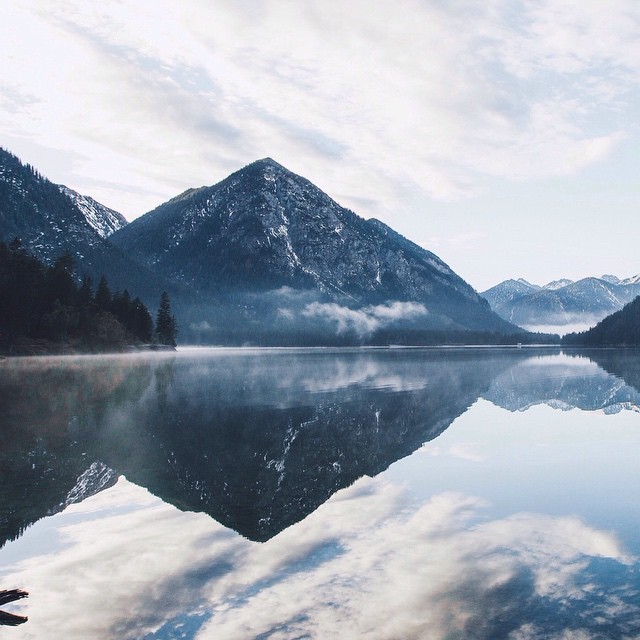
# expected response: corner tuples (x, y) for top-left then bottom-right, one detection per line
(254, 156), (280, 167)
(244, 157), (288, 174)
(543, 279), (573, 291)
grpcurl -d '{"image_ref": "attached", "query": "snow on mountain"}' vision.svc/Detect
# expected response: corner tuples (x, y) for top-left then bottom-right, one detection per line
(59, 186), (128, 238)
(543, 279), (574, 290)
(480, 278), (540, 309)
(516, 278), (539, 288)
(483, 273), (640, 333)
(0, 147), (181, 304)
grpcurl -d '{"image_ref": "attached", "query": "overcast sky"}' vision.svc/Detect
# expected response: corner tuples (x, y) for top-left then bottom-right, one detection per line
(2, 0), (639, 290)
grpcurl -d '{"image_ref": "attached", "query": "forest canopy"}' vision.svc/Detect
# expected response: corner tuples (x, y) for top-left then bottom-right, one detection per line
(0, 239), (177, 355)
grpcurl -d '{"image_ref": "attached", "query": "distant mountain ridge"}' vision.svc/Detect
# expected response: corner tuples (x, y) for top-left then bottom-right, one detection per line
(482, 275), (640, 331)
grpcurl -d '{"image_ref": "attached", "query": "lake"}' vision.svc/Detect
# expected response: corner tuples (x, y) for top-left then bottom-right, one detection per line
(1, 347), (639, 639)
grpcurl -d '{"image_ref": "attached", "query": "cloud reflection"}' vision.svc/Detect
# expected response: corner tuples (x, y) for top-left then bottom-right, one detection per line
(1, 474), (636, 640)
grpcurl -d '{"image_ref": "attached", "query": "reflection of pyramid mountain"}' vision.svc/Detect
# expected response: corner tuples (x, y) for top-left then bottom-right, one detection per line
(483, 356), (640, 413)
(96, 350), (531, 541)
(7, 348), (637, 545)
(1, 350), (528, 544)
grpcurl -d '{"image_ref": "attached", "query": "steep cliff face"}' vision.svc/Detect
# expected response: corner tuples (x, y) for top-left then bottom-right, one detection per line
(112, 158), (513, 332)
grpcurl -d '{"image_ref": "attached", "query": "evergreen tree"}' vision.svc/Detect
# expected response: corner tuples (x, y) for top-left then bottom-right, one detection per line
(94, 275), (112, 311)
(45, 251), (77, 308)
(155, 291), (178, 347)
(131, 297), (154, 342)
(0, 243), (156, 354)
(78, 276), (94, 307)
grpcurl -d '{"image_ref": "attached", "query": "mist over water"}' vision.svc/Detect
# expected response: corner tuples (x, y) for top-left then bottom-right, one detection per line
(1, 347), (639, 638)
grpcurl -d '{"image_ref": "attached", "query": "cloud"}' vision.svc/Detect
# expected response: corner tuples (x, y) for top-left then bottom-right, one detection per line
(2, 1), (639, 219)
(302, 301), (428, 336)
(3, 475), (635, 639)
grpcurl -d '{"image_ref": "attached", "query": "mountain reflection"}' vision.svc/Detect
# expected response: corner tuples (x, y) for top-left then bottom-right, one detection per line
(1, 347), (639, 546)
(482, 353), (640, 413)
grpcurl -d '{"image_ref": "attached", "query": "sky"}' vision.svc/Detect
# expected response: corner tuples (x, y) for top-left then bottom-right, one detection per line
(1, 0), (639, 291)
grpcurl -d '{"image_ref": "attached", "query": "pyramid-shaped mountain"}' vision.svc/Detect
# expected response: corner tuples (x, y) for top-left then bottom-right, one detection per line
(112, 158), (517, 335)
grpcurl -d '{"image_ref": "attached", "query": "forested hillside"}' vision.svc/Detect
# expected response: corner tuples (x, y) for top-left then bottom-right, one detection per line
(0, 240), (176, 354)
(563, 296), (640, 346)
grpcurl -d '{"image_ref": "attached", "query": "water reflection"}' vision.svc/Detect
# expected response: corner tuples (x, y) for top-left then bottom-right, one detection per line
(1, 348), (640, 638)
(483, 352), (640, 413)
(2, 348), (640, 546)
(1, 475), (637, 639)
(0, 349), (526, 543)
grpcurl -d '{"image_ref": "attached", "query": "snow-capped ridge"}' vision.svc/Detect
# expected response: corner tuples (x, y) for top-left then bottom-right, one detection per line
(482, 273), (640, 331)
(59, 185), (128, 238)
(543, 279), (574, 290)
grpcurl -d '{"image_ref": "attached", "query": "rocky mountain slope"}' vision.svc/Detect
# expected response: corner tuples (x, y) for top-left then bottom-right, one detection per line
(0, 147), (186, 305)
(112, 158), (519, 337)
(58, 185), (128, 237)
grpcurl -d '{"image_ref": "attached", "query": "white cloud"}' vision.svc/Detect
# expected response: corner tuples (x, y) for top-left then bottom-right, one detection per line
(302, 301), (428, 336)
(2, 475), (634, 639)
(2, 0), (640, 221)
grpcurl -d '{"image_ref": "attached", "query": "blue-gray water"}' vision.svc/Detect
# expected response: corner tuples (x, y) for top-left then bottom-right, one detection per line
(1, 347), (639, 639)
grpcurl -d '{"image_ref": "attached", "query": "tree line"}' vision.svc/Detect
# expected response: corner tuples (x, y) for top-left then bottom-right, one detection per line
(0, 239), (177, 354)
(562, 295), (640, 347)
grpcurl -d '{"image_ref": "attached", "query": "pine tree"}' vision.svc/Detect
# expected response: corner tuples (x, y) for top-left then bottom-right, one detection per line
(155, 291), (177, 347)
(131, 297), (153, 342)
(94, 275), (112, 311)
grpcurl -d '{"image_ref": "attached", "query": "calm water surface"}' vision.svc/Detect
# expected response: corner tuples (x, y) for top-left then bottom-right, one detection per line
(0, 347), (639, 639)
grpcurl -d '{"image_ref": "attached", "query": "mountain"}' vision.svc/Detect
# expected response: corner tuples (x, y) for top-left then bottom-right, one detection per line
(0, 348), (534, 545)
(0, 147), (187, 306)
(562, 295), (640, 346)
(111, 158), (521, 340)
(481, 278), (541, 309)
(482, 275), (640, 331)
(58, 185), (127, 238)
(542, 278), (573, 290)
